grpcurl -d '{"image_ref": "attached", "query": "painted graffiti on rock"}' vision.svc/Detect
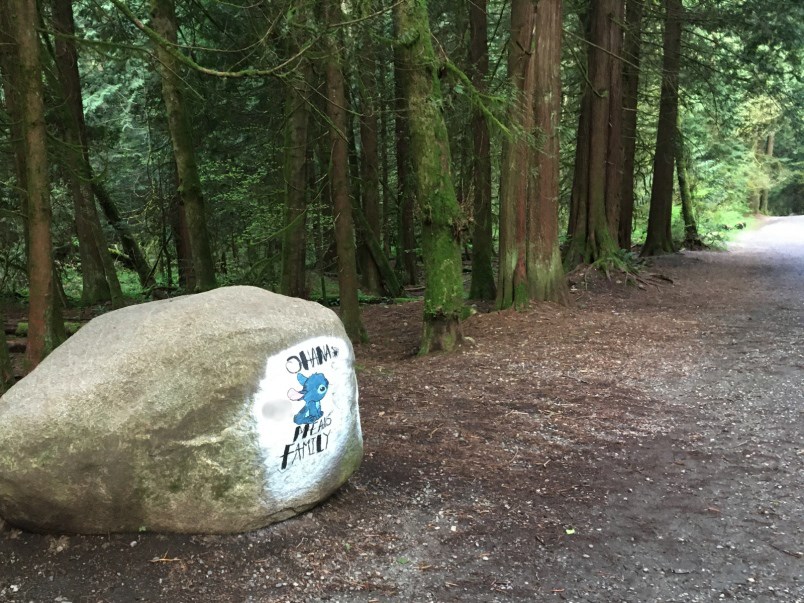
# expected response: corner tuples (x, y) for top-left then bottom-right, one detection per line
(287, 372), (329, 425)
(251, 334), (358, 502)
(285, 344), (340, 374)
(251, 335), (357, 497)
(280, 417), (333, 470)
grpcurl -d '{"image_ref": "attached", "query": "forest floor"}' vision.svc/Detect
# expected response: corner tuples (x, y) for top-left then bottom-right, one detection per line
(1, 216), (803, 603)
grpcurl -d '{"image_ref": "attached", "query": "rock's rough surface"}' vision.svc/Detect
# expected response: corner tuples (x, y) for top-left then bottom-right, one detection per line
(0, 286), (362, 534)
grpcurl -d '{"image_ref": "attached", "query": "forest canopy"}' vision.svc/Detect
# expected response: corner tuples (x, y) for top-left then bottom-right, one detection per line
(1, 0), (802, 376)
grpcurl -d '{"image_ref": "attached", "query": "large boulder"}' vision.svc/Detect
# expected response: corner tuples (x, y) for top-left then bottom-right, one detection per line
(0, 286), (362, 534)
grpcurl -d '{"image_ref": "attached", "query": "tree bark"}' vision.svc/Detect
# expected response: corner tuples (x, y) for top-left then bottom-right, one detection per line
(604, 0), (625, 236)
(356, 18), (383, 296)
(280, 55), (311, 299)
(675, 125), (700, 247)
(92, 180), (153, 287)
(528, 0), (568, 304)
(52, 0), (123, 307)
(564, 0), (622, 269)
(642, 0), (682, 256)
(150, 0), (216, 291)
(0, 6), (29, 257)
(323, 0), (366, 343)
(0, 303), (13, 393)
(394, 0), (465, 353)
(497, 0), (534, 310)
(393, 24), (417, 287)
(619, 0), (643, 249)
(467, 0), (496, 301)
(11, 0), (65, 368)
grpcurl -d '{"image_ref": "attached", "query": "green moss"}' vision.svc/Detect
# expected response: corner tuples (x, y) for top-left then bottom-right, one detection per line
(15, 321), (81, 337)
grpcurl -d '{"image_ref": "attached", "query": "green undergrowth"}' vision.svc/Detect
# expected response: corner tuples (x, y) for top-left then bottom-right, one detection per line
(15, 321), (82, 337)
(590, 248), (646, 279)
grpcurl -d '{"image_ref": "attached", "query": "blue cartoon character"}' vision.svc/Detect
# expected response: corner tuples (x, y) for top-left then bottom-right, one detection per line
(288, 372), (329, 425)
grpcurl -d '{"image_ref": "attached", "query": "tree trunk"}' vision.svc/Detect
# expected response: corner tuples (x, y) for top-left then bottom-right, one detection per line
(0, 303), (13, 393)
(619, 0), (643, 249)
(357, 18), (383, 296)
(280, 56), (311, 299)
(394, 0), (465, 353)
(0, 7), (29, 257)
(353, 205), (403, 297)
(171, 187), (195, 291)
(393, 27), (418, 287)
(497, 0), (534, 310)
(323, 0), (366, 343)
(467, 0), (496, 301)
(92, 180), (153, 287)
(150, 0), (216, 291)
(642, 0), (682, 256)
(11, 0), (65, 368)
(528, 0), (568, 303)
(564, 0), (622, 269)
(52, 0), (123, 307)
(675, 125), (700, 247)
(604, 0), (625, 236)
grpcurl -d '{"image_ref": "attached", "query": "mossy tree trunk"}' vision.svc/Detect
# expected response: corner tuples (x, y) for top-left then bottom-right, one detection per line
(394, 0), (465, 353)
(356, 12), (383, 297)
(280, 51), (311, 299)
(642, 0), (682, 256)
(528, 0), (568, 304)
(323, 0), (366, 343)
(564, 0), (623, 270)
(619, 0), (644, 249)
(52, 0), (123, 307)
(11, 0), (65, 369)
(468, 0), (496, 301)
(150, 0), (217, 291)
(393, 23), (418, 287)
(675, 125), (701, 246)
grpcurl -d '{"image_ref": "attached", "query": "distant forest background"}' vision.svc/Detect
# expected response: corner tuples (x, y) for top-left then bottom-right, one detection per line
(0, 0), (802, 377)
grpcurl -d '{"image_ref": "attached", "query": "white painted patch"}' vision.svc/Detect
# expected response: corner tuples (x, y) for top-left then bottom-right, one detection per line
(251, 335), (359, 504)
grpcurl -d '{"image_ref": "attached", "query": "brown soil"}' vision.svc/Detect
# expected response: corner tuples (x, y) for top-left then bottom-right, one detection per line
(1, 217), (803, 602)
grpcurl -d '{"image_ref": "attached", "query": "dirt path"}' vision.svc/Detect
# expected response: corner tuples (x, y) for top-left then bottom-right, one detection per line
(534, 217), (804, 602)
(1, 218), (802, 602)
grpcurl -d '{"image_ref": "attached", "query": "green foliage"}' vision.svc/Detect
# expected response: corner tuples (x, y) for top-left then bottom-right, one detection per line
(15, 321), (82, 337)
(590, 248), (645, 279)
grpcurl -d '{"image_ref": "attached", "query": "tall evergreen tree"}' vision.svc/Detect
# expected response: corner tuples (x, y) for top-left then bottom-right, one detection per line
(642, 0), (682, 256)
(280, 36), (311, 299)
(564, 0), (625, 269)
(467, 0), (496, 301)
(8, 0), (65, 368)
(675, 123), (701, 247)
(619, 0), (644, 250)
(393, 22), (417, 287)
(497, 0), (534, 309)
(394, 0), (465, 353)
(52, 0), (123, 307)
(498, 0), (567, 308)
(528, 0), (568, 304)
(150, 0), (217, 290)
(355, 4), (383, 296)
(322, 0), (366, 342)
